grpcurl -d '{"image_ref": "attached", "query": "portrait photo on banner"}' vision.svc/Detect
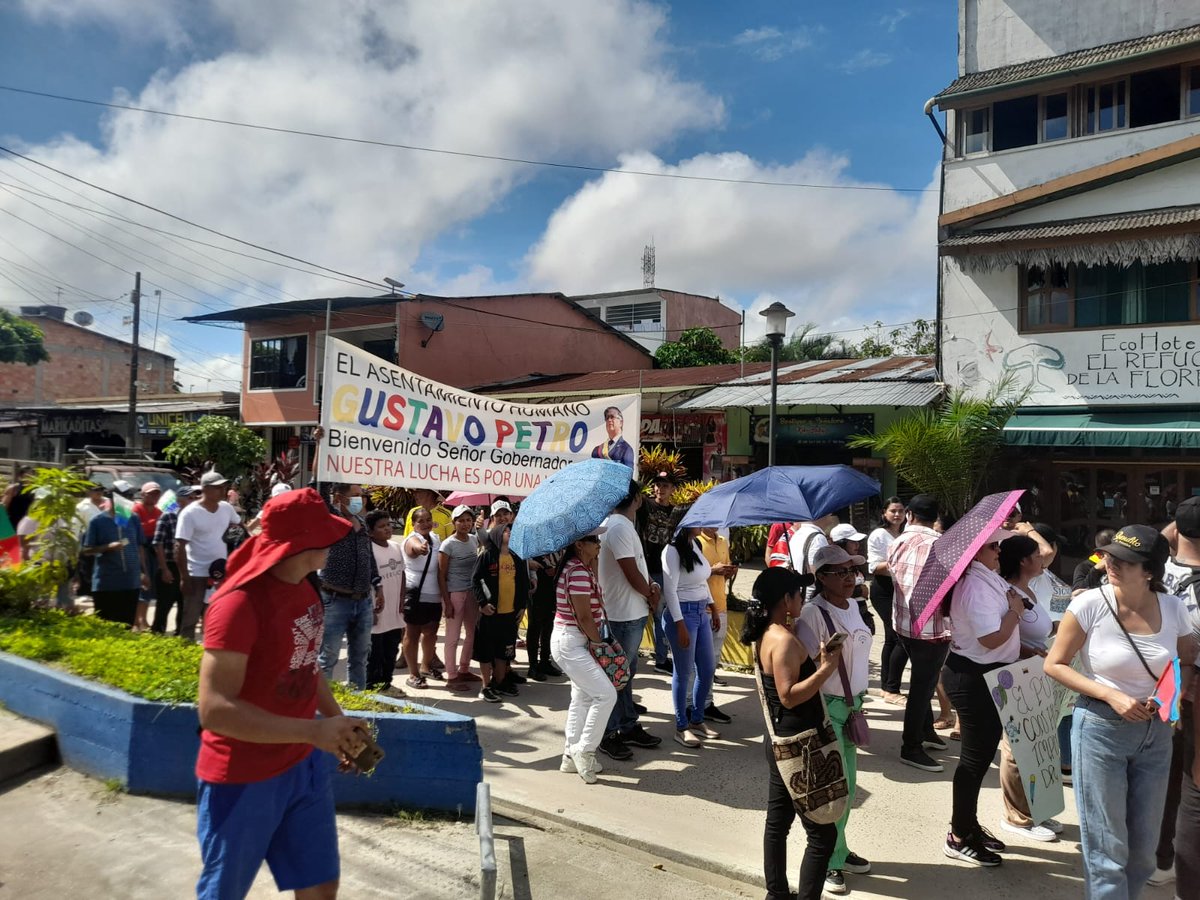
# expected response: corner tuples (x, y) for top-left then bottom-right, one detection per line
(315, 336), (641, 494)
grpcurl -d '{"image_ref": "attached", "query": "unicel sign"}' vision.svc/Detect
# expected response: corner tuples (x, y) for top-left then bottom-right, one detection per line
(316, 337), (640, 493)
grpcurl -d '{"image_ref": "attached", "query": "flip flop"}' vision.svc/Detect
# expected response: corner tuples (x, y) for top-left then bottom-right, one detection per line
(406, 675), (428, 689)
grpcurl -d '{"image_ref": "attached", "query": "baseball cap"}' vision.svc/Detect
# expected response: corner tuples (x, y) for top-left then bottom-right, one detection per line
(652, 470), (675, 484)
(1097, 525), (1170, 566)
(270, 483), (292, 498)
(1176, 496), (1200, 539)
(812, 544), (865, 571)
(451, 504), (474, 520)
(139, 482), (161, 495)
(906, 494), (939, 522)
(829, 523), (867, 543)
(177, 485), (203, 498)
(200, 471), (229, 487)
(491, 500), (513, 515)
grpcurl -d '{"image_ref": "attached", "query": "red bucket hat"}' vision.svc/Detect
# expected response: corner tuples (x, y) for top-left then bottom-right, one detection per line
(213, 488), (351, 597)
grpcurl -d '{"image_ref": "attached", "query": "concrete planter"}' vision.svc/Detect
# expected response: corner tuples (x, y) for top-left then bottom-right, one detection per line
(0, 651), (482, 812)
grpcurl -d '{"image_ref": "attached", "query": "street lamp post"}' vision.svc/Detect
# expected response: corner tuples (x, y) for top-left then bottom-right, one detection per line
(759, 301), (795, 469)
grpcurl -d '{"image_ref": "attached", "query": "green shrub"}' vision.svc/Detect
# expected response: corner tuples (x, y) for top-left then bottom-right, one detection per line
(0, 610), (405, 713)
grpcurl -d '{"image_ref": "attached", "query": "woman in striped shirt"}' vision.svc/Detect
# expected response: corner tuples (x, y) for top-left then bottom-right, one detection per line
(550, 528), (617, 784)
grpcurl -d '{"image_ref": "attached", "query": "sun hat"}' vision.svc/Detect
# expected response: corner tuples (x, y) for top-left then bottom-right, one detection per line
(451, 504), (474, 520)
(1097, 525), (1170, 566)
(829, 523), (867, 543)
(200, 471), (229, 487)
(210, 488), (351, 597)
(491, 500), (513, 516)
(812, 544), (865, 571)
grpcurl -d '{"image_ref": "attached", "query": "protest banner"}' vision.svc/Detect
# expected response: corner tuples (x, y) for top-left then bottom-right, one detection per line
(985, 657), (1066, 825)
(316, 337), (641, 493)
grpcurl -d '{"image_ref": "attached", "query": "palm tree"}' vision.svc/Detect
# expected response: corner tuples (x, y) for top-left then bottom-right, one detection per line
(848, 378), (1026, 518)
(741, 322), (854, 363)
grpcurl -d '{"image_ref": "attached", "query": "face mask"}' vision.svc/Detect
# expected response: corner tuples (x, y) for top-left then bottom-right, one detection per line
(347, 497), (364, 515)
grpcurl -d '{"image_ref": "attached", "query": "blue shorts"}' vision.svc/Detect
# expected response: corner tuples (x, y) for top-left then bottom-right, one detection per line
(196, 750), (339, 898)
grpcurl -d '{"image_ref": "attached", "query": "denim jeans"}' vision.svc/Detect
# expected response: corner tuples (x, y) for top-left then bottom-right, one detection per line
(605, 616), (647, 735)
(663, 601), (715, 730)
(898, 636), (950, 756)
(1073, 697), (1173, 899)
(651, 572), (670, 664)
(1059, 714), (1073, 771)
(318, 591), (373, 690)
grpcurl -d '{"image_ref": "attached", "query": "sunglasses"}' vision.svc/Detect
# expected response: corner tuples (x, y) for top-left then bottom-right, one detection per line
(821, 567), (857, 578)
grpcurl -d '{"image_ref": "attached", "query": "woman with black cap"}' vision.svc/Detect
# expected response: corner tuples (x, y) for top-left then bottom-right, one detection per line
(1046, 525), (1197, 899)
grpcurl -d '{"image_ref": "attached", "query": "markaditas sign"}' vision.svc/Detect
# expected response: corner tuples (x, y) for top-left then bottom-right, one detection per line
(316, 337), (640, 493)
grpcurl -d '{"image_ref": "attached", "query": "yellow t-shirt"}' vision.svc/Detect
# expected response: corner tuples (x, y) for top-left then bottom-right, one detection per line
(403, 504), (454, 540)
(497, 551), (517, 614)
(698, 532), (730, 613)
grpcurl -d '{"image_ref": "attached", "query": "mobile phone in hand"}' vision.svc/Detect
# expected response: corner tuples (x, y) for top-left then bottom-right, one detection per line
(824, 632), (848, 652)
(350, 732), (385, 773)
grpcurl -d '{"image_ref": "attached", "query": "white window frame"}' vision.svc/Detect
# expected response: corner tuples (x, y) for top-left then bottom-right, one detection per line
(1082, 76), (1129, 135)
(959, 106), (990, 156)
(1039, 91), (1071, 143)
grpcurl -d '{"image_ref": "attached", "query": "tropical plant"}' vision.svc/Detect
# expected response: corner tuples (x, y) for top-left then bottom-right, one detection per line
(0, 309), (49, 366)
(740, 322), (854, 363)
(847, 378), (1026, 518)
(244, 452), (302, 515)
(669, 478), (718, 507)
(729, 524), (770, 564)
(367, 486), (416, 524)
(852, 319), (936, 357)
(164, 416), (267, 481)
(654, 327), (737, 368)
(637, 445), (689, 486)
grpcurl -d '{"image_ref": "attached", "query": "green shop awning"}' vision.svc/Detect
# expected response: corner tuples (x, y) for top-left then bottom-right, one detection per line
(1005, 410), (1200, 449)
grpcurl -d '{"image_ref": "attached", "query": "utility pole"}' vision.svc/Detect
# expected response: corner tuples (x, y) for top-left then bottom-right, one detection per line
(127, 272), (141, 451)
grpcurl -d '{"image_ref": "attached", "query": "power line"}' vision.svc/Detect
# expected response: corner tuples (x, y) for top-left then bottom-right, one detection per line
(0, 83), (937, 195)
(0, 143), (385, 290)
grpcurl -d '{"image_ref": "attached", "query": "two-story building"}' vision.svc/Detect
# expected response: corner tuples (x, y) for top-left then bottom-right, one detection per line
(935, 1), (1200, 555)
(570, 288), (743, 354)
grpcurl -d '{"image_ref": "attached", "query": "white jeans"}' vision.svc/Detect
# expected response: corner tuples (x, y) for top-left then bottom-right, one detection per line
(550, 623), (617, 755)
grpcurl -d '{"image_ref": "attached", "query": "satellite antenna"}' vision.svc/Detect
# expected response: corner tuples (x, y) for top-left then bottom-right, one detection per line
(642, 242), (655, 288)
(73, 311), (94, 326)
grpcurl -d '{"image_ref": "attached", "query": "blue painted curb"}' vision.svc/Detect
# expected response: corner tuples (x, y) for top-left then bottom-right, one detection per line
(0, 651), (482, 812)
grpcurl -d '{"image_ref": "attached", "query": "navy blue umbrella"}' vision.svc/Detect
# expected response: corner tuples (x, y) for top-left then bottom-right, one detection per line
(508, 458), (633, 559)
(675, 465), (881, 531)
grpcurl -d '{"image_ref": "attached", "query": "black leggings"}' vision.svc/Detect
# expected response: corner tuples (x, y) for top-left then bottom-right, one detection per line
(943, 653), (1004, 839)
(764, 740), (837, 900)
(526, 586), (555, 668)
(1177, 699), (1198, 900)
(869, 576), (907, 694)
(367, 628), (404, 687)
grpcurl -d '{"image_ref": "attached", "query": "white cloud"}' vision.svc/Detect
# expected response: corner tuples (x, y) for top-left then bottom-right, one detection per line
(1, 0), (723, 386)
(840, 49), (893, 74)
(524, 151), (938, 345)
(732, 25), (813, 61)
(879, 9), (911, 33)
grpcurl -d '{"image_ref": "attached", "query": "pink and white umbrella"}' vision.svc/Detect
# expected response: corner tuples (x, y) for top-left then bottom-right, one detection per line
(443, 491), (525, 508)
(911, 490), (1025, 633)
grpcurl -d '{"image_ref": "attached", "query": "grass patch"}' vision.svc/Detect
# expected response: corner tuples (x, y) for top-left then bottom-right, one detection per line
(0, 609), (420, 713)
(103, 777), (125, 794)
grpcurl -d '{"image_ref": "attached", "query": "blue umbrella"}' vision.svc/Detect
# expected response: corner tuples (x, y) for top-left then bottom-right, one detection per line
(508, 458), (633, 558)
(675, 465), (881, 531)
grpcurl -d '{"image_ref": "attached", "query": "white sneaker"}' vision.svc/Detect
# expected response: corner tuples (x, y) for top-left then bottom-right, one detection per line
(572, 750), (599, 784)
(1041, 818), (1064, 834)
(1146, 866), (1175, 886)
(1000, 819), (1058, 843)
(674, 728), (701, 747)
(561, 750), (602, 773)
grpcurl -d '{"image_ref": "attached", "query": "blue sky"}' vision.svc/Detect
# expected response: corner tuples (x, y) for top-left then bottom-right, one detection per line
(0, 1), (956, 390)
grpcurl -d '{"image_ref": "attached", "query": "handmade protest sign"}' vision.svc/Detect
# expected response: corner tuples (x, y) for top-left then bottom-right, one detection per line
(316, 337), (641, 493)
(985, 657), (1066, 825)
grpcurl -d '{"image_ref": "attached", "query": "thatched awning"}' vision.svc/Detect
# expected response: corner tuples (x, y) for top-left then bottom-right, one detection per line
(940, 204), (1200, 272)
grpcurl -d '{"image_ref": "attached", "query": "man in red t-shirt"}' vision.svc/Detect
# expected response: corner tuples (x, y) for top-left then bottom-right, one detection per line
(132, 482), (164, 631)
(196, 487), (368, 900)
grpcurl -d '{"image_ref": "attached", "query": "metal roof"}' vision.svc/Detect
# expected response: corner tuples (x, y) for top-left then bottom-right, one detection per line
(678, 381), (941, 410)
(936, 23), (1200, 103)
(942, 204), (1200, 248)
(183, 295), (399, 323)
(480, 363), (775, 396)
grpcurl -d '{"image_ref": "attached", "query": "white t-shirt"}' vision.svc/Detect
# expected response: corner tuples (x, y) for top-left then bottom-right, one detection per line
(175, 501), (241, 576)
(950, 562), (1022, 665)
(403, 532), (442, 601)
(798, 595), (872, 697)
(372, 539), (406, 633)
(1012, 584), (1053, 651)
(1069, 587), (1192, 699)
(661, 540), (712, 621)
(598, 514), (649, 622)
(1029, 569), (1073, 622)
(866, 527), (896, 575)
